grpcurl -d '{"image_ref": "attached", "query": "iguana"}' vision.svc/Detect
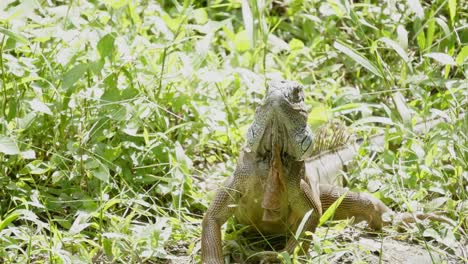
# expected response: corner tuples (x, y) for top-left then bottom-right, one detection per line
(201, 80), (460, 264)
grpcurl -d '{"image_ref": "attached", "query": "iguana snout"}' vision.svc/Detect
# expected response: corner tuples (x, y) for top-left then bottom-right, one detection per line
(265, 80), (308, 117)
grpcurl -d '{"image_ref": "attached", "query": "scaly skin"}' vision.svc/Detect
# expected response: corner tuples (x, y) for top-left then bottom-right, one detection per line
(201, 80), (457, 264)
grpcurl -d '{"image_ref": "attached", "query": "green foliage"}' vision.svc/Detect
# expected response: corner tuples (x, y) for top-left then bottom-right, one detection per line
(0, 0), (466, 263)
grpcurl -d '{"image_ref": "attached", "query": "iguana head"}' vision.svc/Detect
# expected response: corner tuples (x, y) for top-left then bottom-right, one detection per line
(246, 80), (313, 160)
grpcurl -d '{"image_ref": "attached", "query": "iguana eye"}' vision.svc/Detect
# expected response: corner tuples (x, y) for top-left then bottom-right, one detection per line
(289, 86), (303, 103)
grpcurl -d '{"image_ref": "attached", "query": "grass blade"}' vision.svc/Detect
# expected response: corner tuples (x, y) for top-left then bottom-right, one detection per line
(334, 41), (382, 78)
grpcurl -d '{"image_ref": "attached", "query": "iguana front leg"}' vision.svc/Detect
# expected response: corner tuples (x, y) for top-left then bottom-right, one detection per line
(202, 176), (239, 264)
(284, 179), (322, 252)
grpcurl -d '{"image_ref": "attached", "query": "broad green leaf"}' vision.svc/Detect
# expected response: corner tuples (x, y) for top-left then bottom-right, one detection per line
(62, 63), (88, 90)
(193, 8), (208, 25)
(92, 163), (110, 183)
(21, 149), (36, 159)
(0, 136), (20, 155)
(424, 52), (456, 65)
(29, 98), (52, 115)
(379, 37), (409, 62)
(455, 46), (468, 65)
(97, 33), (116, 59)
(289, 38), (304, 50)
(333, 41), (382, 78)
(25, 161), (51, 174)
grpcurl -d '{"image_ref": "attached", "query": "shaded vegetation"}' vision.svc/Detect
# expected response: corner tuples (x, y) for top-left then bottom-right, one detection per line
(0, 0), (467, 263)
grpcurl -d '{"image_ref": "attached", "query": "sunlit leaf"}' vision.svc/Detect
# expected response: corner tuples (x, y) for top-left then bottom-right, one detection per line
(424, 52), (456, 65)
(193, 8), (208, 25)
(379, 37), (409, 62)
(353, 116), (394, 126)
(426, 14), (435, 48)
(455, 46), (468, 65)
(397, 25), (408, 49)
(92, 163), (110, 183)
(333, 41), (382, 78)
(0, 26), (29, 44)
(392, 91), (412, 124)
(0, 211), (20, 231)
(448, 0), (457, 22)
(289, 38), (304, 51)
(295, 209), (313, 239)
(234, 30), (250, 52)
(62, 63), (88, 90)
(21, 149), (36, 159)
(319, 191), (348, 226)
(407, 0), (424, 19)
(241, 0), (254, 48)
(98, 33), (116, 59)
(29, 98), (52, 115)
(0, 136), (20, 155)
